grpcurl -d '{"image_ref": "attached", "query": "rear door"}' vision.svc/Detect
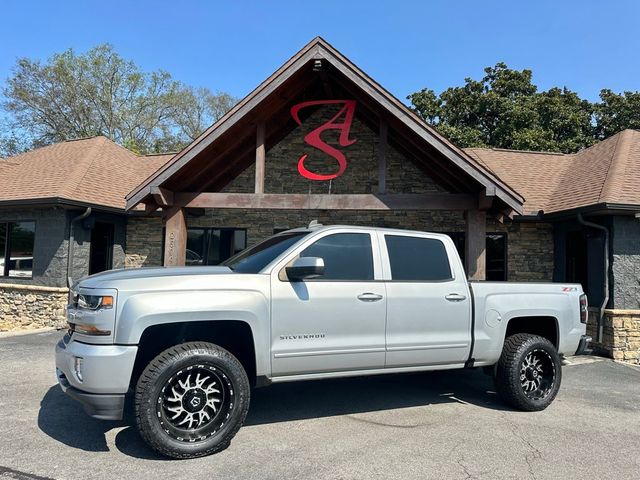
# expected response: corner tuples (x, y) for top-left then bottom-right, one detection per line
(379, 232), (472, 367)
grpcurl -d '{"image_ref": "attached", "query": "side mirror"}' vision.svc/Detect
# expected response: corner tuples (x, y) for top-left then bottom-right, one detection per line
(286, 257), (325, 281)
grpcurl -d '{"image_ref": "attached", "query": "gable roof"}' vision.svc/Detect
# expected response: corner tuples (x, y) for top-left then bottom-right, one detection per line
(0, 136), (173, 211)
(125, 37), (524, 214)
(466, 129), (640, 215)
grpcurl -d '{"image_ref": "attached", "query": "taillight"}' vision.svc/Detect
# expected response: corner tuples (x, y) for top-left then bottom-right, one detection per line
(580, 294), (588, 324)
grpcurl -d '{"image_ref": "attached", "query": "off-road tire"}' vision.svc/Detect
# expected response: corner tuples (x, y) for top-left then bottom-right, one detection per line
(494, 333), (561, 411)
(135, 342), (250, 459)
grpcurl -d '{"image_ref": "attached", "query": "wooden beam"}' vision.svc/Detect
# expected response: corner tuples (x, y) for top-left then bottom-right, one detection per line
(478, 188), (494, 210)
(151, 186), (174, 207)
(255, 122), (266, 193)
(174, 192), (476, 210)
(465, 209), (486, 280)
(378, 118), (387, 194)
(163, 207), (187, 267)
(144, 202), (159, 214)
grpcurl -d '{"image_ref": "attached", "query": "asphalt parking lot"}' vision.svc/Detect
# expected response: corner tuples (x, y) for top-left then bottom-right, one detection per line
(0, 330), (639, 480)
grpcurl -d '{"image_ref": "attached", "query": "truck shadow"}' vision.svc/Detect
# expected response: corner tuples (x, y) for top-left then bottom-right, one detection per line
(245, 368), (511, 426)
(38, 368), (511, 460)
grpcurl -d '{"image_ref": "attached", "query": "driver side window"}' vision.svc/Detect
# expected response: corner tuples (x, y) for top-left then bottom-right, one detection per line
(301, 233), (374, 281)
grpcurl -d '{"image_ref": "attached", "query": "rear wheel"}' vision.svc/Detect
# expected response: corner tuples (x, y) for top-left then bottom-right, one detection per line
(135, 342), (250, 458)
(494, 333), (561, 411)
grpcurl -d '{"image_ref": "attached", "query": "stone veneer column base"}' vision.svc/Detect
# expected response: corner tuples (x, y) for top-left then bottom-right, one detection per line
(587, 308), (640, 364)
(0, 283), (68, 331)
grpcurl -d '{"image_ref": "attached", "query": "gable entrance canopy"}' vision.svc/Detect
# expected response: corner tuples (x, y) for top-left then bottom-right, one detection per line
(126, 37), (524, 279)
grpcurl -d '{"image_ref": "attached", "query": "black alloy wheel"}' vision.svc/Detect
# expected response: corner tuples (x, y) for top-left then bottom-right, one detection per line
(135, 342), (250, 458)
(494, 333), (562, 411)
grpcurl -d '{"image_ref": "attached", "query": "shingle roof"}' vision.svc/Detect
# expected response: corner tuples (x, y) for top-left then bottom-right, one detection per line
(0, 136), (173, 211)
(466, 129), (640, 215)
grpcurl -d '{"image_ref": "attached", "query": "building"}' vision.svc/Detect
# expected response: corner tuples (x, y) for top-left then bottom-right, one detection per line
(0, 136), (171, 329)
(1, 38), (638, 362)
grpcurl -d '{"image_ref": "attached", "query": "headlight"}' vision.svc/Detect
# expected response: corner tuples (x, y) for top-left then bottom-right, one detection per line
(77, 294), (113, 310)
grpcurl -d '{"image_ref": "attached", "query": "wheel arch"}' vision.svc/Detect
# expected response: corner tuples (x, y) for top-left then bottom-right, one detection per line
(131, 320), (258, 388)
(504, 315), (559, 349)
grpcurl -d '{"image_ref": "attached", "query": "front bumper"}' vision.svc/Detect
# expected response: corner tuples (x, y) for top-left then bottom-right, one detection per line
(575, 335), (593, 355)
(56, 368), (125, 420)
(55, 334), (137, 420)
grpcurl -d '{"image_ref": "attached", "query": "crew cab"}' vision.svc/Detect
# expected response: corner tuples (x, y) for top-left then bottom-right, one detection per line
(56, 224), (590, 458)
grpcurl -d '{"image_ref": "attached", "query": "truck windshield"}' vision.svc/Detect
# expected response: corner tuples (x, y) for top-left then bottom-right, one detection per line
(222, 231), (309, 273)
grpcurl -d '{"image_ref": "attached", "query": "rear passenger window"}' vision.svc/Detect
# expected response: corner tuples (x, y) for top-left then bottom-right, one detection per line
(385, 235), (452, 281)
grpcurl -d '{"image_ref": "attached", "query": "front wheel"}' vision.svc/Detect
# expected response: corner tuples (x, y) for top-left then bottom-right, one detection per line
(135, 342), (250, 459)
(494, 333), (561, 411)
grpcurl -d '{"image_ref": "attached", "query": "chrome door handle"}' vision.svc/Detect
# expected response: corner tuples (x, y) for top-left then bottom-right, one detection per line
(445, 293), (467, 302)
(357, 293), (384, 302)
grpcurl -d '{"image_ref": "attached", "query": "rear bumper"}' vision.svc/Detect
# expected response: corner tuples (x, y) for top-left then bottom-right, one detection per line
(575, 335), (592, 355)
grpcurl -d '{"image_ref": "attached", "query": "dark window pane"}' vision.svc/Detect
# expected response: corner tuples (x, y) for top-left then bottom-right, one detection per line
(301, 233), (373, 281)
(386, 235), (452, 281)
(233, 230), (247, 255)
(206, 229), (247, 265)
(8, 221), (35, 278)
(486, 233), (507, 281)
(186, 229), (206, 265)
(0, 223), (6, 276)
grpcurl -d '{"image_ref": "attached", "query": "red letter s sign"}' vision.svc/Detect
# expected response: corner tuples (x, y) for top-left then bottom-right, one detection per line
(290, 100), (357, 181)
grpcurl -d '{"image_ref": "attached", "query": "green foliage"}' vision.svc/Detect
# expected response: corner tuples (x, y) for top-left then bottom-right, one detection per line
(409, 63), (638, 153)
(0, 44), (237, 157)
(595, 90), (640, 139)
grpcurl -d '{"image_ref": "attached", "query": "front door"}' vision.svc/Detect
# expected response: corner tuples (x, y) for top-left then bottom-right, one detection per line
(89, 222), (114, 275)
(380, 232), (472, 367)
(270, 231), (387, 376)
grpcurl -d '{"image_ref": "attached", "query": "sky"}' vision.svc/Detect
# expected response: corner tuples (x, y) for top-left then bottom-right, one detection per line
(1, 0), (639, 104)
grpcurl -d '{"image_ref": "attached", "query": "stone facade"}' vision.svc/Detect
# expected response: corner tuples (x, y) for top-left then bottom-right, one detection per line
(611, 216), (640, 309)
(491, 221), (554, 282)
(224, 105), (445, 196)
(588, 309), (640, 364)
(0, 207), (68, 288)
(125, 216), (164, 268)
(0, 283), (67, 331)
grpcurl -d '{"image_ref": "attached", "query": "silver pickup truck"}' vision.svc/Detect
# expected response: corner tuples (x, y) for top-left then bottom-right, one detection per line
(56, 224), (590, 458)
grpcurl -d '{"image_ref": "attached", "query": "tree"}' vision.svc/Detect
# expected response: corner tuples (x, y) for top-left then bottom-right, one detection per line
(408, 63), (596, 153)
(595, 89), (640, 140)
(0, 44), (236, 156)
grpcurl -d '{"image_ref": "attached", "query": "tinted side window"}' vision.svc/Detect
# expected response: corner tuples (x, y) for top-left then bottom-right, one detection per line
(385, 235), (452, 281)
(301, 233), (374, 281)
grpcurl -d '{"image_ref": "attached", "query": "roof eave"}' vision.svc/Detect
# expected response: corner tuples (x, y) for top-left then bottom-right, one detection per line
(0, 197), (126, 214)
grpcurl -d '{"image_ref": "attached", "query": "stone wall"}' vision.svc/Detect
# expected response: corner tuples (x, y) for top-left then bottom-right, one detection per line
(588, 308), (640, 363)
(0, 283), (68, 331)
(125, 216), (164, 268)
(223, 105), (445, 196)
(0, 207), (68, 288)
(491, 221), (554, 282)
(611, 216), (640, 309)
(188, 208), (465, 249)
